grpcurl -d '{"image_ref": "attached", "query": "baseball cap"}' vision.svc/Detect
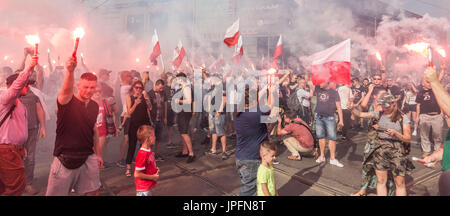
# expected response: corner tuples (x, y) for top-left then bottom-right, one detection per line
(98, 68), (112, 77)
(377, 92), (395, 108)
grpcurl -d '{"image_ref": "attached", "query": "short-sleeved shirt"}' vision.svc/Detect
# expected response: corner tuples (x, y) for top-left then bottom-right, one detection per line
(20, 90), (40, 129)
(120, 85), (131, 117)
(283, 118), (314, 148)
(416, 87), (440, 114)
(370, 111), (410, 140)
(135, 147), (158, 192)
(337, 85), (353, 110)
(296, 87), (310, 107)
(314, 86), (340, 117)
(257, 164), (275, 196)
(148, 89), (166, 122)
(234, 106), (269, 160)
(352, 86), (364, 103)
(54, 96), (99, 157)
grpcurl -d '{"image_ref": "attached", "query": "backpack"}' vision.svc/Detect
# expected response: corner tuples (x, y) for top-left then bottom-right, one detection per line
(291, 120), (319, 149)
(287, 89), (302, 113)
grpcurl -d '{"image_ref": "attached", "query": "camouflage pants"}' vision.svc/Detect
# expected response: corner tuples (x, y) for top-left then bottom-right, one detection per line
(369, 138), (415, 177)
(360, 130), (395, 195)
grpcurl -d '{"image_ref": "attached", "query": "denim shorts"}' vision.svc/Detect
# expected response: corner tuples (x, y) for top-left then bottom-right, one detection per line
(208, 114), (226, 137)
(314, 113), (337, 141)
(235, 159), (260, 196)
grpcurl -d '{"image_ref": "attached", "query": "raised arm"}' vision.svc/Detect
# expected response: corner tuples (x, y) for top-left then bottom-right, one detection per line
(57, 57), (77, 105)
(361, 84), (375, 110)
(48, 51), (54, 73)
(0, 56), (38, 105)
(439, 63), (446, 83)
(15, 48), (33, 73)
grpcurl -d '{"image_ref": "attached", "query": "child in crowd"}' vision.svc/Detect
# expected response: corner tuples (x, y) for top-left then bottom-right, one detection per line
(257, 141), (278, 196)
(134, 125), (160, 196)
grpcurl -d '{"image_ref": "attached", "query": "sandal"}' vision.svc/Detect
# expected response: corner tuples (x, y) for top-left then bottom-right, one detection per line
(125, 168), (132, 177)
(350, 190), (366, 196)
(288, 155), (302, 161)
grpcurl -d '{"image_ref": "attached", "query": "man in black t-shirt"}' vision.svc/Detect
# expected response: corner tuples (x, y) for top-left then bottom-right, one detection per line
(46, 57), (101, 196)
(311, 82), (344, 168)
(148, 79), (167, 161)
(351, 78), (365, 128)
(416, 80), (444, 158)
(386, 77), (404, 108)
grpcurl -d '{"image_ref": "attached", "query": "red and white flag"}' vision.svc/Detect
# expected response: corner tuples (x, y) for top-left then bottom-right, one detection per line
(224, 18), (239, 48)
(172, 40), (186, 68)
(273, 35), (283, 61)
(150, 29), (161, 66)
(232, 36), (244, 65)
(311, 39), (351, 85)
(270, 35), (283, 71)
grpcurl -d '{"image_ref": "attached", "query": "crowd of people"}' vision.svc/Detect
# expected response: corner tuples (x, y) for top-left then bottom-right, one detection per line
(0, 47), (449, 196)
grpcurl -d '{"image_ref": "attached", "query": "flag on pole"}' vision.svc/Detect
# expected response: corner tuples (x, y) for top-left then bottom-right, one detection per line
(311, 39), (351, 85)
(150, 29), (161, 66)
(224, 18), (239, 48)
(270, 35), (283, 71)
(232, 36), (244, 65)
(172, 40), (186, 68)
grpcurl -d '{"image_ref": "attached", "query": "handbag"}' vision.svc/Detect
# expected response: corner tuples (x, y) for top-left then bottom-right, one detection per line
(103, 99), (116, 135)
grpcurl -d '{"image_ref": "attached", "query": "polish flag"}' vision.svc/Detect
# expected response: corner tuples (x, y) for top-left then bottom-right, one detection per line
(232, 36), (244, 65)
(150, 29), (161, 66)
(224, 18), (239, 48)
(172, 40), (186, 68)
(273, 35), (283, 61)
(311, 39), (351, 85)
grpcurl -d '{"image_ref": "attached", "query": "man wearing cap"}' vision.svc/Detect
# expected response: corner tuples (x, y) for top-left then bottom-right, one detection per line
(416, 77), (444, 158)
(0, 56), (38, 196)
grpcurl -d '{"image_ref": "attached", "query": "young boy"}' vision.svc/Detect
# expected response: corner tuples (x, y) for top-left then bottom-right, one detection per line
(135, 125), (160, 196)
(257, 141), (278, 196)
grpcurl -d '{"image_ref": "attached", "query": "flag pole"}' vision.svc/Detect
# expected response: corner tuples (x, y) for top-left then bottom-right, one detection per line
(160, 54), (165, 72)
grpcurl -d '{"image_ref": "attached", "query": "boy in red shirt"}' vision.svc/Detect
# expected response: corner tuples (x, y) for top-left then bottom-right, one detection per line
(135, 125), (160, 196)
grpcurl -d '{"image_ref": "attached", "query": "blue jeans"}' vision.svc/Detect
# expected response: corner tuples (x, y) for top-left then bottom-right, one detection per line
(235, 159), (260, 196)
(314, 113), (337, 141)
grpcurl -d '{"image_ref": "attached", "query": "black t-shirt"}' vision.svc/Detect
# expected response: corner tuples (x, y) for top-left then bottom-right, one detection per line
(351, 86), (364, 103)
(148, 89), (167, 122)
(388, 85), (404, 105)
(314, 86), (340, 117)
(416, 86), (441, 114)
(54, 96), (99, 157)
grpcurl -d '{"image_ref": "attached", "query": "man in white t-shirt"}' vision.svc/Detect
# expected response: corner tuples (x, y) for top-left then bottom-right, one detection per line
(337, 83), (353, 140)
(116, 71), (133, 167)
(296, 76), (313, 125)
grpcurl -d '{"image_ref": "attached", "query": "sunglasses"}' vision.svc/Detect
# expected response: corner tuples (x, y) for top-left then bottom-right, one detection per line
(134, 86), (144, 90)
(373, 78), (382, 80)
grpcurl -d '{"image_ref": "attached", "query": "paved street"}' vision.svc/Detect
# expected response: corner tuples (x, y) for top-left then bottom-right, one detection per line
(27, 119), (444, 196)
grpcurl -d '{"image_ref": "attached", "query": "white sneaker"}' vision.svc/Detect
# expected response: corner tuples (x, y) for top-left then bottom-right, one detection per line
(412, 130), (417, 136)
(315, 156), (325, 163)
(330, 159), (344, 168)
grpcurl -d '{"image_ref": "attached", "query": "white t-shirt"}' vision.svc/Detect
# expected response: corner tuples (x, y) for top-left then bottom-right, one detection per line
(337, 85), (353, 110)
(120, 85), (131, 117)
(296, 87), (311, 107)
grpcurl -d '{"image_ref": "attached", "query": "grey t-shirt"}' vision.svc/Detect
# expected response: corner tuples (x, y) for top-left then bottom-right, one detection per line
(371, 111), (410, 140)
(20, 90), (40, 129)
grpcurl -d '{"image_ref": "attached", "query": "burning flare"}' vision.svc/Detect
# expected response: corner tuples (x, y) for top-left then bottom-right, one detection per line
(375, 51), (382, 62)
(25, 35), (40, 46)
(73, 27), (86, 40)
(437, 47), (446, 58)
(404, 42), (430, 57)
